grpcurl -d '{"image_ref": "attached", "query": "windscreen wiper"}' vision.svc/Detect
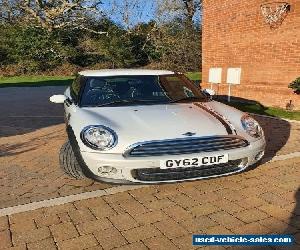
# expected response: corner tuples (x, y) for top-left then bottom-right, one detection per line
(170, 96), (205, 103)
(97, 99), (159, 107)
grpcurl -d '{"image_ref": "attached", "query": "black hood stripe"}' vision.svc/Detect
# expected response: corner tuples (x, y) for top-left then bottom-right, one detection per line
(193, 103), (233, 135)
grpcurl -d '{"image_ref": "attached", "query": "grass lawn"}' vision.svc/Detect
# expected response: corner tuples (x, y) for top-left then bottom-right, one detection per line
(224, 101), (300, 121)
(0, 75), (74, 88)
(186, 72), (202, 81)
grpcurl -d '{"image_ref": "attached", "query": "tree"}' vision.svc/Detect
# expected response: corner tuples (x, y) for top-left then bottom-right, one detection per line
(182, 0), (202, 28)
(0, 0), (202, 74)
(0, 24), (71, 72)
(147, 0), (201, 71)
(103, 0), (156, 30)
(156, 0), (202, 28)
(0, 0), (106, 33)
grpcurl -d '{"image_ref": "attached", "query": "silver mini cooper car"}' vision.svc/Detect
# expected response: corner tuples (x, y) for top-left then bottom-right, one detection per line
(50, 69), (266, 184)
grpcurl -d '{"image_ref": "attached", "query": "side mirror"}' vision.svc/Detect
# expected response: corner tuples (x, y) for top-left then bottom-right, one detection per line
(50, 95), (67, 104)
(203, 89), (215, 96)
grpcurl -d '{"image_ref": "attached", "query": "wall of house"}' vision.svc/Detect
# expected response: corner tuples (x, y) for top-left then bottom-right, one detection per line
(202, 0), (300, 109)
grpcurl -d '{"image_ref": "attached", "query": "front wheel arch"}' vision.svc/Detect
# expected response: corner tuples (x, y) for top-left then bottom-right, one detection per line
(66, 126), (103, 180)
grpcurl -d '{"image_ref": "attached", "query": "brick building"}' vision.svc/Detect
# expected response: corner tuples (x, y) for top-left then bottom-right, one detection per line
(202, 0), (300, 109)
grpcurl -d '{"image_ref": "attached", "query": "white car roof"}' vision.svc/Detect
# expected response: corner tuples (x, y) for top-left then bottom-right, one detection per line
(79, 69), (175, 77)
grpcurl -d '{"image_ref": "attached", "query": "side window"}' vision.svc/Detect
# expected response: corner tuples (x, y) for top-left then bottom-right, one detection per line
(159, 74), (204, 101)
(70, 76), (82, 103)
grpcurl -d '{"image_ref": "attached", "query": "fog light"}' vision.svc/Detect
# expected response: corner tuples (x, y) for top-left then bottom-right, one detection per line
(255, 151), (264, 161)
(98, 166), (117, 175)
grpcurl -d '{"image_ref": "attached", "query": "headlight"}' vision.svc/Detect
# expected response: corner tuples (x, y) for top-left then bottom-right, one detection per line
(241, 114), (263, 138)
(80, 125), (117, 150)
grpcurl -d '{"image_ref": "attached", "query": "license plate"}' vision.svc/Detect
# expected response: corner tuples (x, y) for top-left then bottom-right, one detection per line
(160, 154), (229, 169)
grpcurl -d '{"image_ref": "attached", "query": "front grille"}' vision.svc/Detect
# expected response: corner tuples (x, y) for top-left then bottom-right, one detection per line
(132, 159), (244, 182)
(124, 136), (249, 157)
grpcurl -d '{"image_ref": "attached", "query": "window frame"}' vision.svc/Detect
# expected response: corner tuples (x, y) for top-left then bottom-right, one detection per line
(70, 74), (86, 105)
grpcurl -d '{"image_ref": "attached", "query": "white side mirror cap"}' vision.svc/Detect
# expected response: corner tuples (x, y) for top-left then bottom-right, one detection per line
(50, 95), (67, 104)
(203, 89), (215, 96)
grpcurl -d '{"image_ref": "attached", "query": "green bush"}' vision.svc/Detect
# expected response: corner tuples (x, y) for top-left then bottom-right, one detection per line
(289, 77), (300, 94)
(0, 25), (70, 72)
(0, 16), (201, 75)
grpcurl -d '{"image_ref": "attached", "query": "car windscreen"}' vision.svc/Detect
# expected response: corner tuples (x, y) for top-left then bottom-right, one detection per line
(80, 74), (207, 107)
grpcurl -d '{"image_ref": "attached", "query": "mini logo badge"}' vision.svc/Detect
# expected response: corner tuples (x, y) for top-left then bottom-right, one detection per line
(183, 132), (196, 137)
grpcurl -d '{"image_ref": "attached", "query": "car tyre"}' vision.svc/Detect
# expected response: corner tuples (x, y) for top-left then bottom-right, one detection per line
(59, 141), (85, 179)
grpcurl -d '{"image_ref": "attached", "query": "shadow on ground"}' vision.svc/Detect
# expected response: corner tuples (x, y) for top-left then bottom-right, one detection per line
(284, 188), (300, 240)
(0, 85), (67, 137)
(0, 130), (61, 157)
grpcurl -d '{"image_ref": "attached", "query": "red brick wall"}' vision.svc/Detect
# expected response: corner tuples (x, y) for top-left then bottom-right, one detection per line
(202, 0), (300, 109)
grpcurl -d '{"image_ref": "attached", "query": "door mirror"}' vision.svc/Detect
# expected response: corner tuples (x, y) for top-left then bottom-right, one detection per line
(50, 95), (67, 104)
(203, 88), (215, 96)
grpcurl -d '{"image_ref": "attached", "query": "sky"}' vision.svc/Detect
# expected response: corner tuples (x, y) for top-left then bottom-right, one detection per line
(100, 1), (157, 28)
(98, 0), (201, 28)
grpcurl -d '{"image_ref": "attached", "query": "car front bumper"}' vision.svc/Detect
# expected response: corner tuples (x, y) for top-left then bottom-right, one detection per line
(79, 138), (266, 184)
